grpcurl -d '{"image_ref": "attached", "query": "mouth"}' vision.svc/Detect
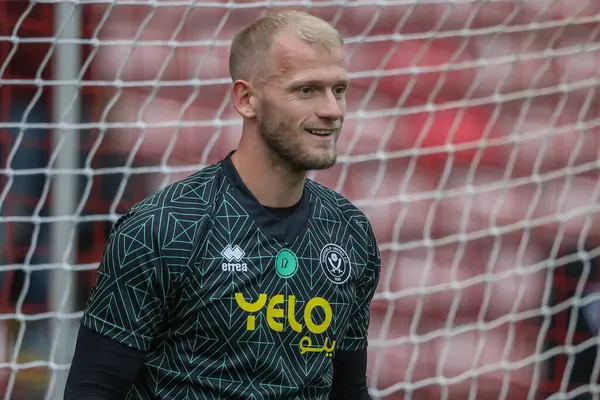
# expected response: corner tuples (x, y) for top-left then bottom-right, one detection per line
(305, 128), (336, 137)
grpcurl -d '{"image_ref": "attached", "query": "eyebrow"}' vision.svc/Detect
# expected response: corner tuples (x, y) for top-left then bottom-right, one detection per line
(288, 78), (350, 88)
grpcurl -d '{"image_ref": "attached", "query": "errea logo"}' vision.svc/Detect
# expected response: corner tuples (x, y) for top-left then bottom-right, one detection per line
(221, 245), (248, 272)
(222, 245), (244, 262)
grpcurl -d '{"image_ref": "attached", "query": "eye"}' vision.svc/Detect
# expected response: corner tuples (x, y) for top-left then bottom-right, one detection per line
(333, 85), (347, 98)
(299, 86), (314, 95)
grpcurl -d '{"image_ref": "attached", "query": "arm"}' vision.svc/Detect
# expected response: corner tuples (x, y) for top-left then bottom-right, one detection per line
(330, 348), (370, 399)
(330, 219), (381, 399)
(64, 326), (146, 399)
(64, 212), (170, 398)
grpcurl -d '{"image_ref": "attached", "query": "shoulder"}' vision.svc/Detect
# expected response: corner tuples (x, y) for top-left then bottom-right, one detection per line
(133, 162), (224, 212)
(111, 163), (226, 248)
(306, 179), (373, 234)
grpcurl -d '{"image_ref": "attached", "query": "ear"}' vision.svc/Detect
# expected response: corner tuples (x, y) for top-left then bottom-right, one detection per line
(231, 80), (257, 119)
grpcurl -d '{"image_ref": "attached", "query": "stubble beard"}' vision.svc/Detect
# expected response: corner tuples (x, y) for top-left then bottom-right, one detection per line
(257, 110), (338, 172)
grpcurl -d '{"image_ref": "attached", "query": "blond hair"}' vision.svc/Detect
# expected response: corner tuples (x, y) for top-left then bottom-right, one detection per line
(229, 10), (343, 83)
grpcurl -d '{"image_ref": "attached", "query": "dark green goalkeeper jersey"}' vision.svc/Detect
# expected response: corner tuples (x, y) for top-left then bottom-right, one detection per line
(81, 152), (381, 400)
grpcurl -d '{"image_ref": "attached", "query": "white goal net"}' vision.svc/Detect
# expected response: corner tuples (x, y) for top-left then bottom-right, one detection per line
(1, 0), (600, 399)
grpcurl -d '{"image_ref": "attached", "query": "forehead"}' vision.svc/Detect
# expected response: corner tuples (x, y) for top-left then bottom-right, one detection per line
(269, 34), (347, 84)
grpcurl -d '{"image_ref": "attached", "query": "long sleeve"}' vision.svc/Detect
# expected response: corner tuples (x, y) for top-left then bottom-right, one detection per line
(64, 326), (146, 399)
(330, 348), (372, 400)
(331, 218), (380, 399)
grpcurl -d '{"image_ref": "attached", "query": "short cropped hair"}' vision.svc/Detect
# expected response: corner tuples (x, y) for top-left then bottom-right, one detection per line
(229, 10), (343, 83)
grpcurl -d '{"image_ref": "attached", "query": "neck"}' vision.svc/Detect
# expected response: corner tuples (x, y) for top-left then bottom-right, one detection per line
(232, 134), (306, 208)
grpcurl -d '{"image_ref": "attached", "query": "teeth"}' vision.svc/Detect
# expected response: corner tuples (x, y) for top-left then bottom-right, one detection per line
(308, 129), (333, 136)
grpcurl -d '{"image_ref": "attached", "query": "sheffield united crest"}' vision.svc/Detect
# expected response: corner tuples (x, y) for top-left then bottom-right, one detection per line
(320, 244), (351, 285)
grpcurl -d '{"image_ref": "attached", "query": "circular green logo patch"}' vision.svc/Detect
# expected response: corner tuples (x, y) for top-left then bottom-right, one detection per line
(275, 249), (298, 278)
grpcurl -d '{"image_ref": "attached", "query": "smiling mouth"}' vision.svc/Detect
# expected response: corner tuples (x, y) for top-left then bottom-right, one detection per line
(305, 129), (336, 137)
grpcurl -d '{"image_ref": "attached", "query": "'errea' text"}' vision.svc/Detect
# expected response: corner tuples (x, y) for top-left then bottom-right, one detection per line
(222, 262), (248, 272)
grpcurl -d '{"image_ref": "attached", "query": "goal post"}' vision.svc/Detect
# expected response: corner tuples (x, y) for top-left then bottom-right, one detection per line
(47, 1), (82, 399)
(1, 0), (600, 399)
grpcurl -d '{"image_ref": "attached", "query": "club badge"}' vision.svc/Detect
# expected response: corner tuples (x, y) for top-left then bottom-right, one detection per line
(320, 244), (351, 285)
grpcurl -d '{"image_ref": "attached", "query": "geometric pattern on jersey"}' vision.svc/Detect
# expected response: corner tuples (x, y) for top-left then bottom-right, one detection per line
(81, 152), (381, 400)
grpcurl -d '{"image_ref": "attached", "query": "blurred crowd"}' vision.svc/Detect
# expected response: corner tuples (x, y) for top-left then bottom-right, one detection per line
(2, 0), (600, 398)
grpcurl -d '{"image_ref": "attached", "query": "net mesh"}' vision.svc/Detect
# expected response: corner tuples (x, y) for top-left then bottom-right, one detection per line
(1, 0), (600, 399)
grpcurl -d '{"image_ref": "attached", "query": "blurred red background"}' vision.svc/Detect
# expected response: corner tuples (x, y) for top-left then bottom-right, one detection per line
(2, 1), (600, 398)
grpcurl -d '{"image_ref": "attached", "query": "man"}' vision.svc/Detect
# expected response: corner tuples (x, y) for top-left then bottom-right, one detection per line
(64, 9), (381, 400)
(82, 1), (600, 398)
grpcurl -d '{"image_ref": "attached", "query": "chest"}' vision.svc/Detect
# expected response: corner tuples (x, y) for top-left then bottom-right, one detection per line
(173, 218), (365, 340)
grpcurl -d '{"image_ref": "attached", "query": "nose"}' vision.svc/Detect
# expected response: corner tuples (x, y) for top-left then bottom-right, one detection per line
(316, 92), (344, 122)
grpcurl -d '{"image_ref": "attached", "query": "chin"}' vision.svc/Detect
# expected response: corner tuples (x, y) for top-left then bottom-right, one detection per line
(296, 153), (337, 171)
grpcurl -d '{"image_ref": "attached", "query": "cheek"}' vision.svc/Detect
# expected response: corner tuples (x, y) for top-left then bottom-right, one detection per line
(338, 99), (347, 116)
(260, 106), (296, 132)
(288, 109), (311, 128)
(265, 98), (318, 129)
